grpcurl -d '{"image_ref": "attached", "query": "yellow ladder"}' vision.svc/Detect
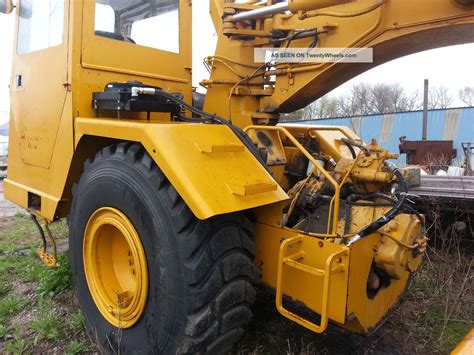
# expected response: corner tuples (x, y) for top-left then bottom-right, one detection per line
(276, 236), (348, 333)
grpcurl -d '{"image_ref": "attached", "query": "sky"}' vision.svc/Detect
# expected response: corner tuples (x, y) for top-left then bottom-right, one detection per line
(0, 3), (473, 125)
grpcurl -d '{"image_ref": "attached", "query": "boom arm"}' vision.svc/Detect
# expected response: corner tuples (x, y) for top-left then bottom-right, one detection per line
(204, 0), (474, 128)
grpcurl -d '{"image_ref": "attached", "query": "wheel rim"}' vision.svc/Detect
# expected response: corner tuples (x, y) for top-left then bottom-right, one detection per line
(83, 207), (148, 328)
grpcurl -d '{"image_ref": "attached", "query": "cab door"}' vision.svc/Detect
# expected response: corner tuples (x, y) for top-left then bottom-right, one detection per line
(10, 0), (69, 168)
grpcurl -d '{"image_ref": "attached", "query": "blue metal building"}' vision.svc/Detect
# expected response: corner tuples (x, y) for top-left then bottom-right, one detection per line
(287, 107), (474, 164)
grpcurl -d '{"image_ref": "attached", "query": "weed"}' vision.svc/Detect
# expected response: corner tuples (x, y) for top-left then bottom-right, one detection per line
(0, 295), (24, 323)
(0, 280), (10, 297)
(69, 310), (86, 335)
(0, 254), (44, 290)
(66, 340), (87, 354)
(38, 252), (73, 296)
(31, 299), (63, 342)
(4, 325), (30, 354)
(0, 323), (6, 338)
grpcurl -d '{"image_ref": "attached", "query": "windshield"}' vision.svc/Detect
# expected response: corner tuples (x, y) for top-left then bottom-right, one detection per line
(95, 0), (180, 53)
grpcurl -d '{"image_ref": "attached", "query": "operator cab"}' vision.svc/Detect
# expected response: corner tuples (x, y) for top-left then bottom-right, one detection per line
(94, 0), (179, 52)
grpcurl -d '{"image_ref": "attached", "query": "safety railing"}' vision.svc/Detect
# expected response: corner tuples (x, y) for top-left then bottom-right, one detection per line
(244, 125), (346, 237)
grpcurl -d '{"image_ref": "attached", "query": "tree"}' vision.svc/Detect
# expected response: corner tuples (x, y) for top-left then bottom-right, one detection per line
(428, 85), (453, 109)
(303, 95), (341, 119)
(399, 90), (422, 112)
(306, 83), (423, 119)
(329, 83), (371, 117)
(459, 86), (474, 107)
(370, 83), (401, 113)
(284, 82), (459, 122)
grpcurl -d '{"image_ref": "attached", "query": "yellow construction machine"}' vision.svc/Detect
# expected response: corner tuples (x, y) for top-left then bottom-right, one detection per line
(2, 0), (473, 353)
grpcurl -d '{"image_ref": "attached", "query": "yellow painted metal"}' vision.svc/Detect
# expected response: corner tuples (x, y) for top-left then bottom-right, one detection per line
(206, 0), (474, 122)
(245, 125), (341, 235)
(288, 0), (351, 13)
(254, 223), (350, 325)
(5, 0), (193, 220)
(344, 233), (411, 333)
(75, 118), (288, 220)
(451, 329), (474, 355)
(375, 214), (425, 279)
(38, 219), (59, 268)
(307, 127), (362, 161)
(276, 236), (349, 333)
(253, 211), (425, 333)
(3, 0), (464, 341)
(83, 207), (148, 329)
(246, 125), (427, 332)
(81, 1), (191, 85)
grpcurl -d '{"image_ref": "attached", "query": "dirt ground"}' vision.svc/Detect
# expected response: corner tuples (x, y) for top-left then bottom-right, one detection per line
(0, 191), (472, 354)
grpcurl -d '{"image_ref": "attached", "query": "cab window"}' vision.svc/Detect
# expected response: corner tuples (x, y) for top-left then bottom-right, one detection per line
(95, 0), (180, 53)
(17, 0), (65, 55)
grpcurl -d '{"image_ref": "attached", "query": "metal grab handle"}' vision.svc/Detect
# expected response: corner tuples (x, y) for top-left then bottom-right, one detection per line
(275, 236), (347, 333)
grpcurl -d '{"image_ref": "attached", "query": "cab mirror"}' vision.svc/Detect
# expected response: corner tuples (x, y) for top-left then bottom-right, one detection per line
(0, 0), (14, 14)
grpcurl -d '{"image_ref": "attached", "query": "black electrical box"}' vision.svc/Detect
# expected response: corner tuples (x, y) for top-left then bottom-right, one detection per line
(92, 81), (181, 115)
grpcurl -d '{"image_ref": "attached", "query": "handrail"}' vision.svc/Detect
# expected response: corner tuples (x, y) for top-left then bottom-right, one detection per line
(244, 125), (341, 235)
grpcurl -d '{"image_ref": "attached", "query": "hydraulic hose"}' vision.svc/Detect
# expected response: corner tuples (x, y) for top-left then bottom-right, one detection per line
(341, 138), (357, 159)
(131, 87), (270, 172)
(31, 214), (47, 250)
(341, 137), (370, 156)
(345, 162), (408, 245)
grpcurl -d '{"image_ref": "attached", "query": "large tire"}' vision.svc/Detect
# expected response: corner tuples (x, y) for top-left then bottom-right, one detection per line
(69, 142), (259, 354)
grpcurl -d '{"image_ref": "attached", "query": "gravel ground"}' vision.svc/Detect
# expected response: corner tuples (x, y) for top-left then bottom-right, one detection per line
(0, 180), (22, 218)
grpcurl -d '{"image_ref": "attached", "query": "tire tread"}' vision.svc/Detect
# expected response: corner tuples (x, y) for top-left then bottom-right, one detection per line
(75, 143), (259, 354)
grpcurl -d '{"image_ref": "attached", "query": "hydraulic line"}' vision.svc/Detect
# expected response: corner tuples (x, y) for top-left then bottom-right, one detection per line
(341, 137), (370, 156)
(31, 214), (47, 250)
(342, 139), (357, 159)
(131, 87), (270, 172)
(344, 163), (409, 245)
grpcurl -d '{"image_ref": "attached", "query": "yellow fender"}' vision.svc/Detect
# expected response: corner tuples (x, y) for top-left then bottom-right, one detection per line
(75, 118), (288, 220)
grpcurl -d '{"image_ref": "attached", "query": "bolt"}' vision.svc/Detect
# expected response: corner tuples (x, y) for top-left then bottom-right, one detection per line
(127, 250), (132, 256)
(131, 269), (136, 275)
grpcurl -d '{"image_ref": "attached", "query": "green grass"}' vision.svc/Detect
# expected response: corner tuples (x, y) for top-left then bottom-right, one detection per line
(0, 295), (24, 323)
(31, 299), (63, 342)
(3, 325), (31, 354)
(66, 340), (88, 355)
(0, 212), (38, 254)
(0, 212), (69, 254)
(38, 252), (73, 296)
(0, 280), (10, 297)
(68, 310), (86, 335)
(0, 253), (44, 283)
(396, 257), (474, 353)
(0, 214), (90, 353)
(0, 323), (7, 338)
